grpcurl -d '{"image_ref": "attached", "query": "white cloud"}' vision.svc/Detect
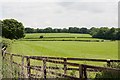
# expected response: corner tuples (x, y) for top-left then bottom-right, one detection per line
(1, 1), (118, 28)
(0, 0), (119, 2)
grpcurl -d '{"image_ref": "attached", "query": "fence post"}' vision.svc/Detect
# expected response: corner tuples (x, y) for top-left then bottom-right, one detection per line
(79, 64), (83, 80)
(107, 59), (111, 67)
(64, 58), (67, 75)
(10, 54), (13, 78)
(2, 50), (6, 60)
(2, 49), (3, 57)
(21, 57), (25, 78)
(43, 58), (46, 80)
(83, 65), (87, 80)
(26, 57), (31, 78)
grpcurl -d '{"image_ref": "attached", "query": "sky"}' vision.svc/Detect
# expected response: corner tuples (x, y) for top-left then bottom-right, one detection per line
(0, 0), (119, 28)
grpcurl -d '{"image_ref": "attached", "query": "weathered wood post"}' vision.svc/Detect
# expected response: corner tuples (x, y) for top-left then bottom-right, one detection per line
(1, 49), (3, 57)
(107, 59), (111, 67)
(64, 58), (67, 75)
(2, 49), (6, 60)
(43, 58), (46, 80)
(79, 64), (83, 80)
(10, 54), (13, 78)
(1, 47), (6, 58)
(21, 57), (25, 78)
(83, 65), (87, 80)
(26, 57), (31, 78)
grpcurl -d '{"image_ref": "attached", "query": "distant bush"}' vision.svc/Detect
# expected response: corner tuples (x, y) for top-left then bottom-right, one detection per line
(40, 35), (44, 38)
(94, 62), (120, 80)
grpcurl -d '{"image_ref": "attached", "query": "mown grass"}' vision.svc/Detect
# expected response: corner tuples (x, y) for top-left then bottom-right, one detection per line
(11, 41), (118, 59)
(24, 33), (92, 39)
(8, 33), (119, 78)
(23, 33), (102, 42)
(10, 40), (118, 78)
(11, 33), (118, 65)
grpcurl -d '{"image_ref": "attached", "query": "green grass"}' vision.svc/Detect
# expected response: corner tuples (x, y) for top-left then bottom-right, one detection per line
(9, 33), (119, 78)
(12, 33), (118, 59)
(10, 40), (118, 68)
(24, 33), (92, 39)
(11, 41), (118, 59)
(0, 33), (117, 79)
(23, 33), (102, 42)
(8, 33), (119, 66)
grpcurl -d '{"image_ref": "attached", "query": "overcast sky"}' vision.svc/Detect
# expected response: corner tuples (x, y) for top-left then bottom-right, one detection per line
(0, 0), (119, 28)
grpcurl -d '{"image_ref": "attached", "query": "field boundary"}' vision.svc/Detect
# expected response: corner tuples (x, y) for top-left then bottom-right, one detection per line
(1, 47), (120, 79)
(21, 39), (104, 42)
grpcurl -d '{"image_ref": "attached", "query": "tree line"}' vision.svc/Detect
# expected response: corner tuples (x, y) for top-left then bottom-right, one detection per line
(25, 27), (120, 40)
(25, 27), (90, 34)
(90, 27), (120, 40)
(1, 19), (120, 40)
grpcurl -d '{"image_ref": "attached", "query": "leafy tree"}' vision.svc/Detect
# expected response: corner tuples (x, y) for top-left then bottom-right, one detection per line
(2, 19), (25, 39)
(68, 27), (74, 33)
(61, 28), (68, 33)
(90, 27), (120, 40)
(53, 28), (58, 33)
(105, 27), (116, 40)
(90, 27), (99, 36)
(79, 27), (89, 34)
(116, 28), (120, 40)
(44, 27), (53, 33)
(25, 28), (35, 33)
(92, 27), (109, 39)
(68, 27), (80, 33)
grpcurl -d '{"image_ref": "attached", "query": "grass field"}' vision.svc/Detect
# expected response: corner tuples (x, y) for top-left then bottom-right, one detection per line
(9, 33), (118, 66)
(23, 33), (102, 42)
(11, 33), (118, 60)
(5, 33), (119, 78)
(24, 33), (92, 39)
(11, 40), (118, 59)
(10, 40), (118, 67)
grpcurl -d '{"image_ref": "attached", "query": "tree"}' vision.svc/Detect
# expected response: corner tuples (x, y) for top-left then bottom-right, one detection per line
(2, 19), (25, 39)
(115, 28), (120, 40)
(92, 27), (109, 39)
(90, 27), (120, 40)
(79, 27), (89, 34)
(44, 27), (53, 33)
(25, 27), (34, 33)
(68, 27), (80, 33)
(90, 27), (99, 36)
(105, 27), (116, 40)
(61, 28), (68, 33)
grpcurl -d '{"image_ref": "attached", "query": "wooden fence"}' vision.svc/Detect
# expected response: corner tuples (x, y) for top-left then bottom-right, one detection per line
(1, 47), (120, 79)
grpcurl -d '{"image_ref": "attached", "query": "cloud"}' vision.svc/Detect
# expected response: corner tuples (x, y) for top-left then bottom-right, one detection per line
(58, 2), (117, 13)
(1, 1), (118, 28)
(0, 0), (119, 2)
(0, 4), (2, 19)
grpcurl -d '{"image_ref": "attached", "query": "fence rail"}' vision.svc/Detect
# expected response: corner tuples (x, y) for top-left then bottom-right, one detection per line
(1, 47), (120, 79)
